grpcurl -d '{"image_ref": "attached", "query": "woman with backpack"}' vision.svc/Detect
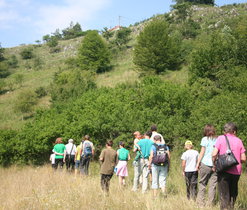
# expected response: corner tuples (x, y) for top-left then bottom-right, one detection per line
(116, 141), (130, 187)
(81, 135), (94, 175)
(148, 135), (170, 197)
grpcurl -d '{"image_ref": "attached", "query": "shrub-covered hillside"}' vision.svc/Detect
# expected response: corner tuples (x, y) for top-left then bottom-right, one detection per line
(0, 2), (247, 165)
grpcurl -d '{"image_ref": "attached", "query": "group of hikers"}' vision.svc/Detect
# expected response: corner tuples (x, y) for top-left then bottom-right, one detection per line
(50, 123), (246, 210)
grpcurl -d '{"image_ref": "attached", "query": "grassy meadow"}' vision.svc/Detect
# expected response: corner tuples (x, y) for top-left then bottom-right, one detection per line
(1, 155), (247, 210)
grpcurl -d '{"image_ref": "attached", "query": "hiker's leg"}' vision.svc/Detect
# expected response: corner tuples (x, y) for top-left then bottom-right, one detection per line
(118, 176), (122, 186)
(70, 155), (75, 172)
(54, 159), (59, 170)
(229, 174), (240, 209)
(122, 177), (126, 186)
(132, 160), (141, 191)
(85, 156), (90, 175)
(151, 164), (159, 195)
(81, 157), (87, 175)
(207, 170), (217, 206)
(218, 172), (231, 210)
(105, 174), (113, 192)
(65, 155), (69, 170)
(101, 174), (106, 191)
(159, 165), (168, 195)
(141, 159), (149, 193)
(191, 171), (198, 201)
(75, 160), (80, 176)
(197, 163), (211, 206)
(58, 159), (64, 170)
(185, 172), (191, 200)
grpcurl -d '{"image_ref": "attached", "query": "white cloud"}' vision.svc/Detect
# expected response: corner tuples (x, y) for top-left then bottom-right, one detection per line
(35, 0), (111, 35)
(0, 0), (111, 33)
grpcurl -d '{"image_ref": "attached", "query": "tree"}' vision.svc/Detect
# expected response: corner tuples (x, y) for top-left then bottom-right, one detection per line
(62, 22), (84, 40)
(78, 31), (111, 73)
(47, 36), (58, 48)
(189, 32), (237, 83)
(52, 29), (62, 40)
(133, 18), (182, 74)
(42, 34), (50, 43)
(114, 27), (132, 48)
(173, 0), (214, 5)
(101, 27), (114, 41)
(0, 44), (5, 62)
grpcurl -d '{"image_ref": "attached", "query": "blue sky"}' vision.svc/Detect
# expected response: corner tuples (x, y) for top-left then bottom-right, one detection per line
(0, 0), (246, 48)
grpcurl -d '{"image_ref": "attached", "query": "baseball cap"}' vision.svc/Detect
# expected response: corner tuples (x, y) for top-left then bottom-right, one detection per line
(185, 140), (193, 146)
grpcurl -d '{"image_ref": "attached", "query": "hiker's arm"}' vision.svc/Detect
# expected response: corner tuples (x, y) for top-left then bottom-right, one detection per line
(212, 147), (218, 171)
(196, 146), (205, 170)
(80, 144), (84, 156)
(117, 150), (119, 162)
(63, 149), (66, 162)
(99, 150), (104, 163)
(148, 150), (153, 169)
(181, 160), (186, 176)
(241, 153), (246, 163)
(128, 153), (130, 161)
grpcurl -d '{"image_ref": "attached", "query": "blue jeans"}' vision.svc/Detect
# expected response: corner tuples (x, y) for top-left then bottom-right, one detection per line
(151, 164), (168, 189)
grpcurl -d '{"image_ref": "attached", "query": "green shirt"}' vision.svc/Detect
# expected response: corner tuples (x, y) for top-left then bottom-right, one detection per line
(54, 144), (66, 159)
(117, 148), (129, 161)
(137, 138), (153, 159)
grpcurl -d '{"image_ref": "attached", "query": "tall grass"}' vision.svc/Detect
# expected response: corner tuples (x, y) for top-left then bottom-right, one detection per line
(2, 154), (246, 210)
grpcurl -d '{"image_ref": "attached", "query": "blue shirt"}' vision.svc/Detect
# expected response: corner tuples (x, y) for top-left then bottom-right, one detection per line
(137, 138), (153, 159)
(151, 143), (169, 153)
(200, 136), (217, 167)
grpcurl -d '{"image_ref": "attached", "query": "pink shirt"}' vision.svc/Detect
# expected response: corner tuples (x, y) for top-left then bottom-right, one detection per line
(215, 134), (246, 175)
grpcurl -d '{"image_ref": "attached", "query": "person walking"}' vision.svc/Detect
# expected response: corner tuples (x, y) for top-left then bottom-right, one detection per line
(136, 131), (153, 193)
(149, 135), (170, 197)
(196, 124), (218, 207)
(99, 140), (117, 194)
(212, 122), (246, 210)
(50, 150), (56, 169)
(74, 142), (82, 176)
(81, 135), (94, 175)
(181, 140), (199, 201)
(53, 137), (66, 170)
(150, 124), (165, 144)
(65, 139), (76, 172)
(132, 131), (142, 191)
(116, 141), (130, 187)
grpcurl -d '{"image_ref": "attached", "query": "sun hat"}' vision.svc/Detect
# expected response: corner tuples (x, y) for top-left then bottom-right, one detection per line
(185, 140), (193, 146)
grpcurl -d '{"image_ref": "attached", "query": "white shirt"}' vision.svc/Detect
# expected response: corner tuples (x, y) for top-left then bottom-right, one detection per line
(50, 154), (55, 164)
(65, 143), (76, 155)
(82, 140), (94, 154)
(181, 149), (199, 172)
(151, 132), (165, 144)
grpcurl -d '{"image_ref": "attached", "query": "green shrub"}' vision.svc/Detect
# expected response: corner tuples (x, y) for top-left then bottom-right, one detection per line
(14, 90), (38, 114)
(35, 87), (47, 98)
(20, 47), (34, 59)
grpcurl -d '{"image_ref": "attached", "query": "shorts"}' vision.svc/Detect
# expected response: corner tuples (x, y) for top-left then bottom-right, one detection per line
(75, 160), (80, 169)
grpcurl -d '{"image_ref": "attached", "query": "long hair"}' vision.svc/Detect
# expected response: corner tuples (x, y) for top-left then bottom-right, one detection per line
(203, 124), (216, 137)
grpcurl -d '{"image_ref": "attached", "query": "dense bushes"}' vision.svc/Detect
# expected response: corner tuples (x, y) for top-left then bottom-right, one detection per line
(2, 74), (247, 165)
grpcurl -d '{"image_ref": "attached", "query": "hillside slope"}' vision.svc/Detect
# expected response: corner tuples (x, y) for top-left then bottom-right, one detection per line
(0, 3), (246, 130)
